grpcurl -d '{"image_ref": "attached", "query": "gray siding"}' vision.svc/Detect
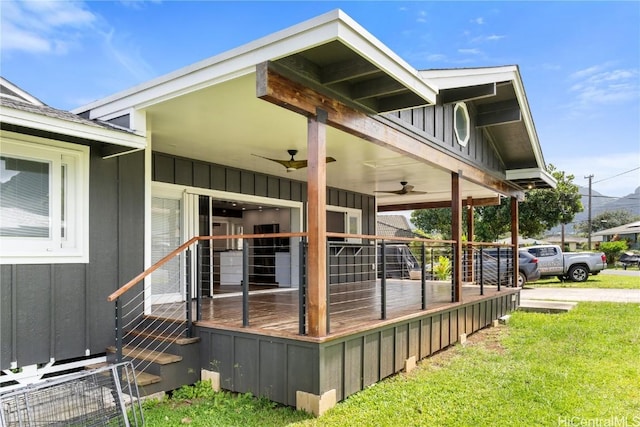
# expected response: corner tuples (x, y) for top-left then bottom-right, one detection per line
(383, 103), (504, 175)
(197, 291), (520, 406)
(152, 152), (375, 235)
(0, 148), (145, 370)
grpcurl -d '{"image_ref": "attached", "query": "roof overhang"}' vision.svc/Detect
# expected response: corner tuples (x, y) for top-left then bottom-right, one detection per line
(1, 104), (147, 157)
(421, 66), (556, 190)
(75, 9), (437, 119)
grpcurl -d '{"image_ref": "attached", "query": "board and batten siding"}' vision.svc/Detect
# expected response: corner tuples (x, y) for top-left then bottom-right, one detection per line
(197, 291), (520, 407)
(383, 103), (504, 175)
(0, 149), (145, 370)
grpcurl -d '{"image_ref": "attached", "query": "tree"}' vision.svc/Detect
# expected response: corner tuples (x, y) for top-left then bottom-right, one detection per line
(410, 208), (469, 240)
(410, 164), (582, 242)
(574, 210), (640, 236)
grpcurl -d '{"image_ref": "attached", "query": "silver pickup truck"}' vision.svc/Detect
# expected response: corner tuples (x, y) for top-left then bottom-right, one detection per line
(524, 245), (607, 282)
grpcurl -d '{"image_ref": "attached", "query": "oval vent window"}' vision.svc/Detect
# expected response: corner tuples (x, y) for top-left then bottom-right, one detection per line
(454, 102), (470, 147)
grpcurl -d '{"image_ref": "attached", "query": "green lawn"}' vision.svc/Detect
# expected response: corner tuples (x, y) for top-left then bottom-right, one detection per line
(528, 271), (640, 289)
(142, 303), (640, 426)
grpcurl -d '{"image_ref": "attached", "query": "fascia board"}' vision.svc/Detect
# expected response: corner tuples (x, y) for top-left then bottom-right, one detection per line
(506, 167), (557, 188)
(74, 9), (437, 119)
(1, 107), (147, 149)
(419, 66), (518, 90)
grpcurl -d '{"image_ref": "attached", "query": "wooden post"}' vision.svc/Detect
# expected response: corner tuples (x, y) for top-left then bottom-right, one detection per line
(307, 109), (328, 337)
(451, 172), (462, 302)
(465, 197), (474, 283)
(511, 197), (519, 287)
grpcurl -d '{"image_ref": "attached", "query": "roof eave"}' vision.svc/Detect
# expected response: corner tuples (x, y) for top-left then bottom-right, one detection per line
(1, 105), (146, 150)
(75, 9), (437, 119)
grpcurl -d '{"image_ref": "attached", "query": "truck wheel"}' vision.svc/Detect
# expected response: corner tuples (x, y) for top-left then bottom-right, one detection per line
(568, 265), (589, 282)
(518, 272), (526, 287)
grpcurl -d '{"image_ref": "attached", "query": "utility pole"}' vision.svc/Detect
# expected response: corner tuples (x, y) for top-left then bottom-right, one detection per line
(585, 174), (593, 250)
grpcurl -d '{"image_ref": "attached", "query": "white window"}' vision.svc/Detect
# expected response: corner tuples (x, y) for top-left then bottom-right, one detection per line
(454, 102), (470, 147)
(326, 205), (362, 243)
(0, 134), (89, 264)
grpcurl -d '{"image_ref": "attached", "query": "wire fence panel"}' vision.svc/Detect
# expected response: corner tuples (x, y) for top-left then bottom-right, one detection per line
(0, 362), (143, 427)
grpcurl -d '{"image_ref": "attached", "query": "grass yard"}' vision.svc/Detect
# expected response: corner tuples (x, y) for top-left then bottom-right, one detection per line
(529, 271), (640, 289)
(142, 303), (640, 426)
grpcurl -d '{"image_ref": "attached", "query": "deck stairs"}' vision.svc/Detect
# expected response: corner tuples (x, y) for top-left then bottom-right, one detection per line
(104, 316), (200, 396)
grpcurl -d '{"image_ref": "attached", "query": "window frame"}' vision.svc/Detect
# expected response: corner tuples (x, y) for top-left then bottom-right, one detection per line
(0, 133), (89, 264)
(453, 102), (471, 147)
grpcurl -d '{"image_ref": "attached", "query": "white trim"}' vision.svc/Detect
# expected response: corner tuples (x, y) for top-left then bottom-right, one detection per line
(0, 131), (89, 264)
(506, 168), (557, 189)
(453, 102), (470, 147)
(0, 76), (44, 106)
(74, 9), (436, 119)
(0, 105), (146, 149)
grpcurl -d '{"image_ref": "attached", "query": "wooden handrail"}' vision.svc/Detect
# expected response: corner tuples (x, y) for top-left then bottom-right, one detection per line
(107, 231), (503, 303)
(325, 232), (456, 244)
(107, 232), (307, 302)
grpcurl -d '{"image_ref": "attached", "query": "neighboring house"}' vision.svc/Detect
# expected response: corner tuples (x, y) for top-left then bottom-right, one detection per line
(1, 10), (556, 414)
(544, 234), (588, 252)
(377, 214), (416, 240)
(593, 221), (640, 249)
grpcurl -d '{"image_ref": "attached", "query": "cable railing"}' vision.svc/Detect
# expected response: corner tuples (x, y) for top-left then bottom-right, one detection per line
(107, 232), (515, 374)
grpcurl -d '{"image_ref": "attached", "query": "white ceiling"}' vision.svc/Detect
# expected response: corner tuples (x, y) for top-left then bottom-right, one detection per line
(145, 72), (499, 207)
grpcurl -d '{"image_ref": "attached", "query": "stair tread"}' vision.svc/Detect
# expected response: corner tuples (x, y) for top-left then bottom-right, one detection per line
(107, 345), (182, 365)
(127, 329), (200, 345)
(85, 362), (161, 387)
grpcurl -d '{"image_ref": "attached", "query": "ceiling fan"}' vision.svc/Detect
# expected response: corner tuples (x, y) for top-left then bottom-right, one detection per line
(375, 181), (427, 195)
(253, 149), (336, 172)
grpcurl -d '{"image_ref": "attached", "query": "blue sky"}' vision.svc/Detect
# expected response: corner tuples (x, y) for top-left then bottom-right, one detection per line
(2, 1), (639, 198)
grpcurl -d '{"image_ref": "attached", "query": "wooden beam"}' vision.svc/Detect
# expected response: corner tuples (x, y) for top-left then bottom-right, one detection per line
(256, 63), (520, 197)
(476, 99), (521, 127)
(511, 197), (519, 287)
(439, 83), (496, 104)
(307, 109), (328, 337)
(377, 196), (501, 212)
(451, 172), (462, 302)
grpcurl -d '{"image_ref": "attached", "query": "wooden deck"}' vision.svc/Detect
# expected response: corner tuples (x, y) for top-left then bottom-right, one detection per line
(153, 280), (515, 341)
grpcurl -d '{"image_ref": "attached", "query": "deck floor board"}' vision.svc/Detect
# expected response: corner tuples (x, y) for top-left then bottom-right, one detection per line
(152, 280), (514, 339)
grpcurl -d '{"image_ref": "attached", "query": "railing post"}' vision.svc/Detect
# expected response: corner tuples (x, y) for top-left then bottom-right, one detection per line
(326, 240), (331, 334)
(479, 247), (484, 296)
(299, 239), (306, 335)
(381, 240), (387, 320)
(421, 242), (426, 310)
(196, 242), (202, 322)
(497, 246), (502, 292)
(242, 242), (249, 327)
(451, 243), (456, 303)
(186, 248), (192, 338)
(115, 299), (123, 364)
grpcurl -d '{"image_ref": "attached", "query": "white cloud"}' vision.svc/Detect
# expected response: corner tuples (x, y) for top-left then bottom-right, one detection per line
(471, 17), (485, 25)
(0, 0), (95, 54)
(416, 10), (427, 23)
(567, 64), (639, 109)
(458, 48), (482, 55)
(471, 34), (505, 43)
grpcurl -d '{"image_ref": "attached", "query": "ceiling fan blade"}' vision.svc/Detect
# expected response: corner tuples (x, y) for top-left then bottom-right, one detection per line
(253, 154), (336, 172)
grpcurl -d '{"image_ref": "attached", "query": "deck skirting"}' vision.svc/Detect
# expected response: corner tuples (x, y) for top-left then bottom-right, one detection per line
(195, 290), (520, 408)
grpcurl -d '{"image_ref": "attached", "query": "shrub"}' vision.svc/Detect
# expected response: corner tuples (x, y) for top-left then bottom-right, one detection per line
(433, 255), (452, 280)
(599, 240), (628, 265)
